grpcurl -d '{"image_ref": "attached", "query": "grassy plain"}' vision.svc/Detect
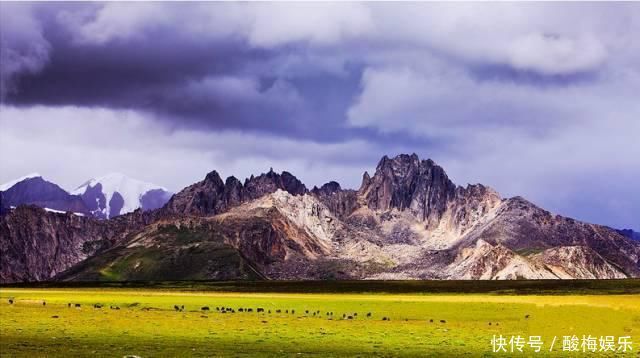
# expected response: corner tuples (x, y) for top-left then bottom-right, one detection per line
(1, 281), (639, 357)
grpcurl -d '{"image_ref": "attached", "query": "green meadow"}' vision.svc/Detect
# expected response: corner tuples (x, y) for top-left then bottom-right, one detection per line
(1, 281), (639, 357)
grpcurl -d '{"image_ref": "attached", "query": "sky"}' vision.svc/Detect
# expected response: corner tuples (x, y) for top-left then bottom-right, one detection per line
(0, 2), (638, 230)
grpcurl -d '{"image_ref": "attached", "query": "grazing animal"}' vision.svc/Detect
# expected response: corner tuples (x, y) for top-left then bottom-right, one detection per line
(285, 310), (288, 314)
(51, 315), (59, 318)
(75, 304), (81, 308)
(347, 316), (353, 320)
(488, 322), (492, 325)
(353, 313), (357, 316)
(216, 307), (220, 311)
(174, 305), (180, 311)
(276, 309), (281, 313)
(42, 301), (46, 306)
(8, 299), (14, 305)
(68, 303), (71, 308)
(440, 320), (446, 323)
(291, 310), (295, 314)
(342, 314), (346, 318)
(367, 312), (371, 317)
(382, 317), (388, 321)
(238, 308), (244, 312)
(525, 315), (530, 319)
(94, 304), (103, 309)
(268, 310), (271, 314)
(202, 306), (210, 311)
(181, 305), (185, 311)
(248, 308), (253, 312)
(430, 319), (433, 323)
(257, 308), (264, 313)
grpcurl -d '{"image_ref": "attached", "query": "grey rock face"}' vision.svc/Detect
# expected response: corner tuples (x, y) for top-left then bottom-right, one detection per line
(0, 206), (151, 283)
(359, 154), (457, 228)
(457, 196), (640, 278)
(311, 182), (359, 220)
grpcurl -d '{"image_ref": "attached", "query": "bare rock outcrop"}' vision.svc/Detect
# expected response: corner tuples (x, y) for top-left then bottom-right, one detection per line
(0, 205), (151, 282)
(161, 169), (308, 217)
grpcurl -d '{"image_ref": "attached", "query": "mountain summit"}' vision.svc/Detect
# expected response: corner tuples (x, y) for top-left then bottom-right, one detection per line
(0, 174), (88, 215)
(73, 173), (172, 219)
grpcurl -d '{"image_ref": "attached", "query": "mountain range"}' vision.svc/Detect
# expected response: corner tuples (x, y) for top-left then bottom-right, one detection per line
(0, 173), (172, 219)
(1, 154), (638, 283)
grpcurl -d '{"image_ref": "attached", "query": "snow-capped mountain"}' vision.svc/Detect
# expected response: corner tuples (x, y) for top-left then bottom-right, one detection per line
(0, 174), (89, 214)
(0, 173), (42, 191)
(73, 173), (172, 219)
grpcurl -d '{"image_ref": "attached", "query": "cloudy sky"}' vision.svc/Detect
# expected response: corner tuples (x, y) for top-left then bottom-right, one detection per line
(1, 2), (638, 230)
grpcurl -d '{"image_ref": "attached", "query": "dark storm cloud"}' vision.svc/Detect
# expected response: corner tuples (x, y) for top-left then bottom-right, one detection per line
(2, 6), (314, 139)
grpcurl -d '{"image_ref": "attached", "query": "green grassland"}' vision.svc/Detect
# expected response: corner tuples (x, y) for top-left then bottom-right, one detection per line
(1, 281), (639, 357)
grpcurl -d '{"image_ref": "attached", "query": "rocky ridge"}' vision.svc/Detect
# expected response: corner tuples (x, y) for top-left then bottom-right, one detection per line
(2, 154), (639, 283)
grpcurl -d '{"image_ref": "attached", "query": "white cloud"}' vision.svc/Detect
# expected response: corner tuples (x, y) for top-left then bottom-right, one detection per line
(58, 2), (373, 48)
(507, 33), (606, 75)
(347, 64), (567, 139)
(49, 2), (640, 76)
(366, 3), (615, 75)
(247, 3), (373, 47)
(0, 105), (380, 192)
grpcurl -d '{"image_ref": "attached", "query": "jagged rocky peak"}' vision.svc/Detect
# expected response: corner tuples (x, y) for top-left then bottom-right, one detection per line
(311, 181), (342, 195)
(359, 171), (371, 191)
(164, 168), (308, 216)
(243, 168), (307, 200)
(310, 181), (358, 219)
(162, 170), (228, 216)
(204, 170), (225, 187)
(224, 176), (244, 207)
(359, 153), (457, 226)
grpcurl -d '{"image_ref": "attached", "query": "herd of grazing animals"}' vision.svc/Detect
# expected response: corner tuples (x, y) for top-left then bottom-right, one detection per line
(4, 298), (517, 325)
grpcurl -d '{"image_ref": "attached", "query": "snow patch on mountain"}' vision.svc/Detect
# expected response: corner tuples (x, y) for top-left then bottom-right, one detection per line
(43, 207), (85, 216)
(0, 173), (42, 191)
(73, 173), (171, 218)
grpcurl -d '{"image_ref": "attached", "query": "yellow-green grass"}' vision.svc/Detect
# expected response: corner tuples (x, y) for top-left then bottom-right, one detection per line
(1, 288), (638, 357)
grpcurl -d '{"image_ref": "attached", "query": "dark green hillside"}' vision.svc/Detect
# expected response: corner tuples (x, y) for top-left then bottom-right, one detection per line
(59, 225), (264, 281)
